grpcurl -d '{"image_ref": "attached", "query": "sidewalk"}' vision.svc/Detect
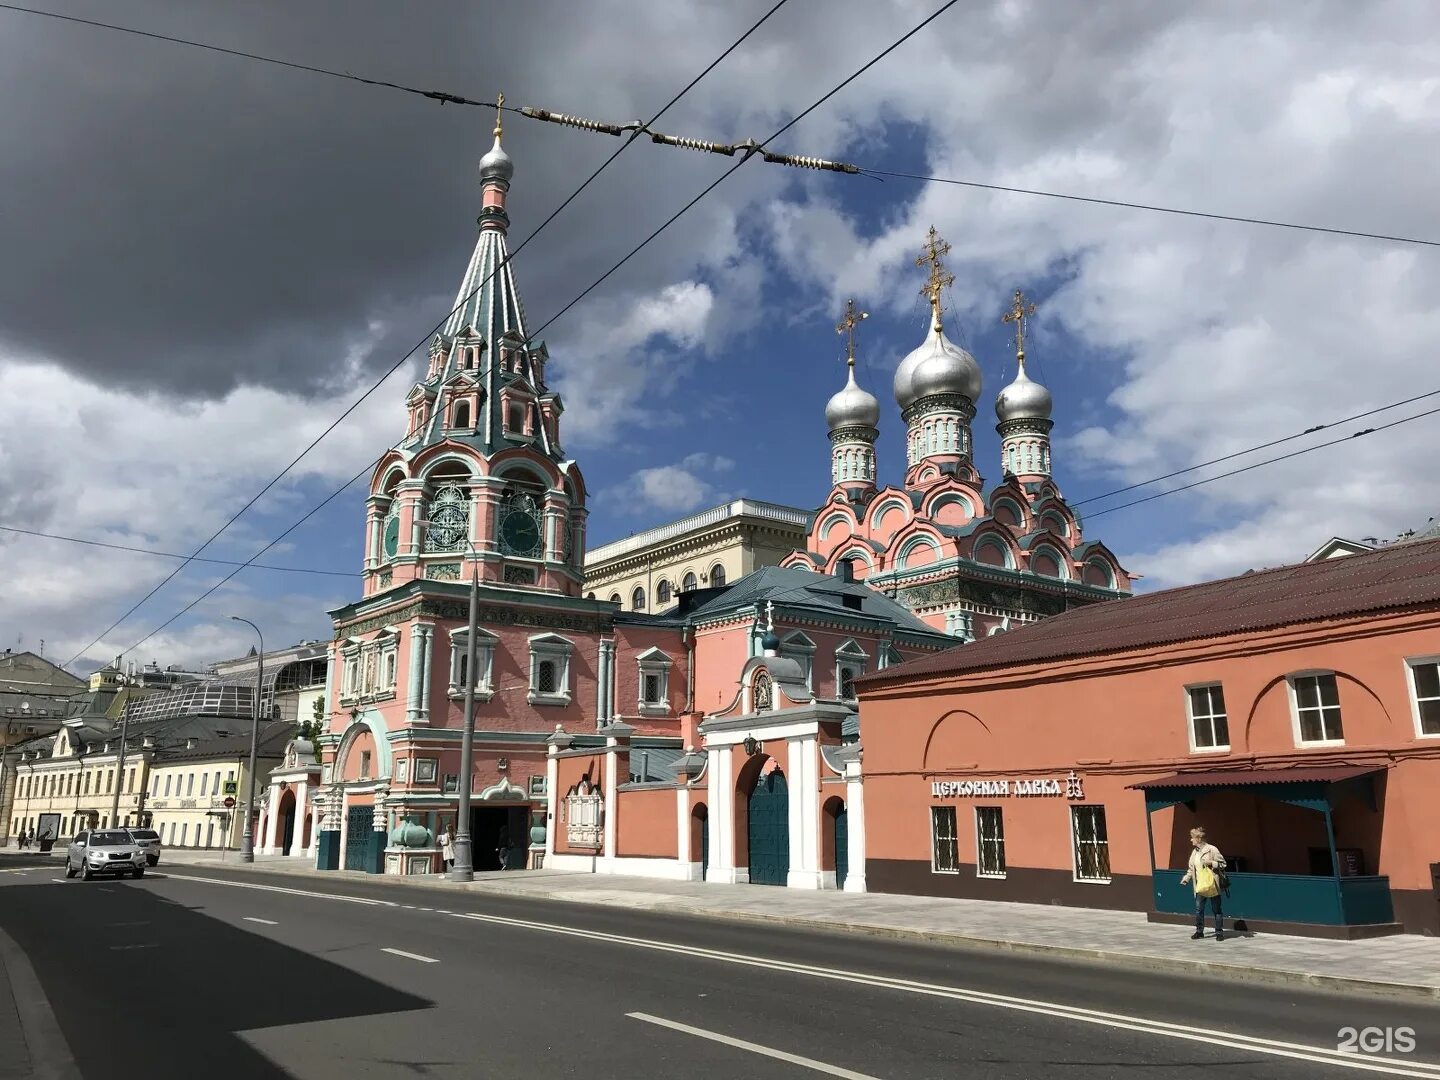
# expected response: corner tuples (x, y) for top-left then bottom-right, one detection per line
(144, 849), (1440, 1002)
(0, 918), (79, 1080)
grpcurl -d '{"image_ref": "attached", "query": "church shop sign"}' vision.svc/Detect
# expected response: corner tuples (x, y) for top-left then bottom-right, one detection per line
(931, 771), (1084, 799)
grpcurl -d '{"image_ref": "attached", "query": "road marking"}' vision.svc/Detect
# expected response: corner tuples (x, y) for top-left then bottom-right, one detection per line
(629, 1013), (877, 1078)
(158, 873), (1440, 1078)
(108, 921), (151, 928)
(243, 917), (279, 926)
(0, 867), (36, 874)
(381, 947), (438, 964)
(109, 944), (155, 951)
(50, 879), (67, 884)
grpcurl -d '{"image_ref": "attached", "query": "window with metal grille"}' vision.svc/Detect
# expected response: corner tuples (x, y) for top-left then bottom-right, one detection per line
(1071, 805), (1111, 881)
(1187, 684), (1230, 750)
(976, 807), (1006, 877)
(1292, 673), (1344, 743)
(931, 806), (959, 873)
(643, 674), (662, 704)
(839, 667), (857, 701)
(1409, 660), (1440, 736)
(537, 661), (557, 694)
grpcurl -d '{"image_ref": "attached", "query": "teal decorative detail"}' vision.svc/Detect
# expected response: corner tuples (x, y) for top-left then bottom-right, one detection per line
(424, 485), (470, 552)
(426, 563), (462, 581)
(382, 514), (401, 559)
(499, 492), (542, 556)
(529, 809), (546, 847)
(388, 817), (434, 849)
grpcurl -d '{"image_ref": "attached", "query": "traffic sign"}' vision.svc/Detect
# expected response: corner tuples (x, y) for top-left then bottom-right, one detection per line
(223, 797), (236, 808)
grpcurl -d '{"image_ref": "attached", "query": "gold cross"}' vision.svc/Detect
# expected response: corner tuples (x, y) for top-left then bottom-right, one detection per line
(915, 226), (955, 331)
(1001, 288), (1036, 362)
(835, 298), (869, 368)
(494, 91), (505, 139)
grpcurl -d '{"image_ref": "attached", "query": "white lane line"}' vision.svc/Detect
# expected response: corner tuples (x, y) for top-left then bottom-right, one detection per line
(50, 879), (67, 884)
(243, 917), (279, 926)
(629, 1013), (877, 1079)
(164, 874), (398, 908)
(159, 872), (1440, 1079)
(108, 945), (154, 951)
(381, 947), (438, 964)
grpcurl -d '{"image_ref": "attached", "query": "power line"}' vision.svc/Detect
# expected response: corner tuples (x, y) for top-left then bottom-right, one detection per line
(0, 3), (505, 111)
(862, 168), (1440, 249)
(1071, 388), (1440, 509)
(0, 523), (356, 577)
(81, 2), (797, 668)
(1083, 404), (1440, 522)
(102, 0), (959, 666)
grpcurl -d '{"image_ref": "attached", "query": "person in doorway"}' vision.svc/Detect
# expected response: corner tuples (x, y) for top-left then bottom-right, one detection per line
(1179, 826), (1227, 940)
(496, 825), (509, 871)
(439, 825), (455, 872)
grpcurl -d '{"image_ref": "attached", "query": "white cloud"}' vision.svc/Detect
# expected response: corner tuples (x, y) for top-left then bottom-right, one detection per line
(600, 451), (737, 516)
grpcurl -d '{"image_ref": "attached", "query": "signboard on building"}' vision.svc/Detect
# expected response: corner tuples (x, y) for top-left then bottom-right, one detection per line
(931, 772), (1085, 799)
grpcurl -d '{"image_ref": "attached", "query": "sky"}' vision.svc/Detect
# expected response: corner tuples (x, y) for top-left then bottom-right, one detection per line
(1, 0), (1437, 673)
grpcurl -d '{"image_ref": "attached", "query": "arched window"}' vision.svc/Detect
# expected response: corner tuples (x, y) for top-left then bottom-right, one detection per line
(631, 587), (646, 611)
(656, 580), (672, 605)
(453, 401), (470, 429)
(682, 571), (698, 592)
(710, 564), (726, 587)
(586, 592), (596, 600)
(608, 593), (621, 604)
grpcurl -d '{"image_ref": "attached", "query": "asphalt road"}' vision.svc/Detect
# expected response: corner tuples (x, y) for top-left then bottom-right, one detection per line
(2, 853), (1439, 1080)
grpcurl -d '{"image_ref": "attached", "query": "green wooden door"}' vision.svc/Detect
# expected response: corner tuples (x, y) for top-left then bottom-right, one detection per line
(835, 806), (849, 890)
(344, 806), (374, 871)
(747, 771), (789, 886)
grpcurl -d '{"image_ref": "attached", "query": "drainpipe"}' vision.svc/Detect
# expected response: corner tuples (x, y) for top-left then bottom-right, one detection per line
(683, 626), (695, 714)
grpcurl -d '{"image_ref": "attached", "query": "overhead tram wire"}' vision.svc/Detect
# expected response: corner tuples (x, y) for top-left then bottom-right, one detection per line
(1083, 404), (1440, 522)
(0, 524), (356, 577)
(103, 0), (963, 665)
(81, 3), (798, 666)
(1070, 388), (1440, 509)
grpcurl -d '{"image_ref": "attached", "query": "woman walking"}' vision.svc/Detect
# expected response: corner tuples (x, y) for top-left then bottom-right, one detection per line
(1180, 826), (1227, 940)
(439, 824), (455, 873)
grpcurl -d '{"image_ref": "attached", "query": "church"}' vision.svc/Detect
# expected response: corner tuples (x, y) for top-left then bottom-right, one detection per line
(781, 229), (1132, 636)
(310, 111), (956, 880)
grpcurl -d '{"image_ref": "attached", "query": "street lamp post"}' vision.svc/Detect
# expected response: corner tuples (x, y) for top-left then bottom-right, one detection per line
(230, 616), (264, 863)
(417, 519), (480, 882)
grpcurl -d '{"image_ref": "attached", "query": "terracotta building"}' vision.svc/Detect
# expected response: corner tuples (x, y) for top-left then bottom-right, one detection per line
(855, 537), (1440, 937)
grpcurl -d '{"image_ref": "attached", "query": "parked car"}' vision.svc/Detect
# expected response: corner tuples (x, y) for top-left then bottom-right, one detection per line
(64, 829), (147, 880)
(128, 828), (162, 867)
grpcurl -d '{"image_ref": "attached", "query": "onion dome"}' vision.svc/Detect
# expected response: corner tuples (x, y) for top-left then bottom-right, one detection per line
(893, 319), (982, 409)
(826, 364), (880, 431)
(995, 357), (1053, 422)
(760, 630), (780, 655)
(479, 134), (514, 184)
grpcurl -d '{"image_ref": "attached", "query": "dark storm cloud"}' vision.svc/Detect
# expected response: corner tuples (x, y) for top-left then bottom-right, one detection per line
(0, 0), (762, 398)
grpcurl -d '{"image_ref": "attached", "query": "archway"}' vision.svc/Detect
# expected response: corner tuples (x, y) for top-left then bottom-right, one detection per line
(746, 768), (789, 886)
(823, 796), (847, 890)
(276, 787), (297, 856)
(691, 804), (708, 879)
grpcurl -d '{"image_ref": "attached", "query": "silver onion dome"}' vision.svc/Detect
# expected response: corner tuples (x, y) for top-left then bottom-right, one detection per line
(893, 319), (982, 409)
(995, 360), (1053, 422)
(826, 366), (881, 431)
(479, 135), (514, 184)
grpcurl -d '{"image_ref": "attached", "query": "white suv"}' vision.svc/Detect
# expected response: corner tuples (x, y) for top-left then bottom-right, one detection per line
(128, 828), (162, 867)
(65, 829), (147, 880)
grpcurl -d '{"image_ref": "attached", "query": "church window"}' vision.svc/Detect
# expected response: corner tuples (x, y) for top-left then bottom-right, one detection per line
(931, 807), (959, 873)
(528, 634), (574, 706)
(643, 674), (661, 704)
(424, 484), (471, 553)
(656, 580), (671, 605)
(839, 667), (857, 701)
(709, 564), (726, 587)
(682, 572), (698, 592)
(448, 627), (495, 698)
(507, 401), (526, 433)
(779, 631), (816, 691)
(636, 647), (673, 715)
(453, 401), (471, 429)
(632, 587), (646, 611)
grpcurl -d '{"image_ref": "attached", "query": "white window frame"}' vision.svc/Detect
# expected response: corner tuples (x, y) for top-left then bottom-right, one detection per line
(528, 633), (574, 706)
(448, 627), (496, 701)
(779, 631), (816, 691)
(835, 639), (868, 703)
(1184, 682), (1230, 753)
(1405, 655), (1440, 739)
(1287, 671), (1345, 747)
(974, 806), (1006, 879)
(1070, 804), (1111, 884)
(565, 780), (603, 849)
(635, 647), (673, 717)
(930, 805), (959, 874)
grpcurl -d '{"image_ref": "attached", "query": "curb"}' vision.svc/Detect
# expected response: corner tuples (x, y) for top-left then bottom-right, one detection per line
(156, 858), (1440, 1004)
(0, 924), (82, 1080)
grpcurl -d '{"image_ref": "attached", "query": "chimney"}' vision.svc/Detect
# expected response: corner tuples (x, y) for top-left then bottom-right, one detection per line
(834, 559), (855, 584)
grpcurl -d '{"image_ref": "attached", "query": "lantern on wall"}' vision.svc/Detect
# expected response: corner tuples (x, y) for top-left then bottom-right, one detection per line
(743, 735), (761, 757)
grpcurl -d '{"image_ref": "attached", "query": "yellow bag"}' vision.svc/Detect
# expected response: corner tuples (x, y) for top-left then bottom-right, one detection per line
(1194, 866), (1220, 898)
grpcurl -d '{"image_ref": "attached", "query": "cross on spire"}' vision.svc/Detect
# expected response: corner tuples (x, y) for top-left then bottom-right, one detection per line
(1001, 288), (1036, 365)
(494, 91), (505, 139)
(764, 599), (775, 633)
(916, 226), (955, 332)
(835, 298), (869, 370)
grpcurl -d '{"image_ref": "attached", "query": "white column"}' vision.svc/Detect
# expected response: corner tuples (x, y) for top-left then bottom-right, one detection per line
(291, 780), (309, 857)
(262, 781), (283, 854)
(595, 641), (610, 725)
(844, 763), (867, 893)
(602, 743), (618, 868)
(337, 790), (350, 869)
(406, 621), (424, 724)
(544, 752), (559, 860)
(675, 787), (692, 878)
(417, 625), (433, 725)
(786, 736), (821, 889)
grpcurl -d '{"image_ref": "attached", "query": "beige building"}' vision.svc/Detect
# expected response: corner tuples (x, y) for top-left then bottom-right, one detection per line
(583, 499), (810, 612)
(144, 722), (291, 851)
